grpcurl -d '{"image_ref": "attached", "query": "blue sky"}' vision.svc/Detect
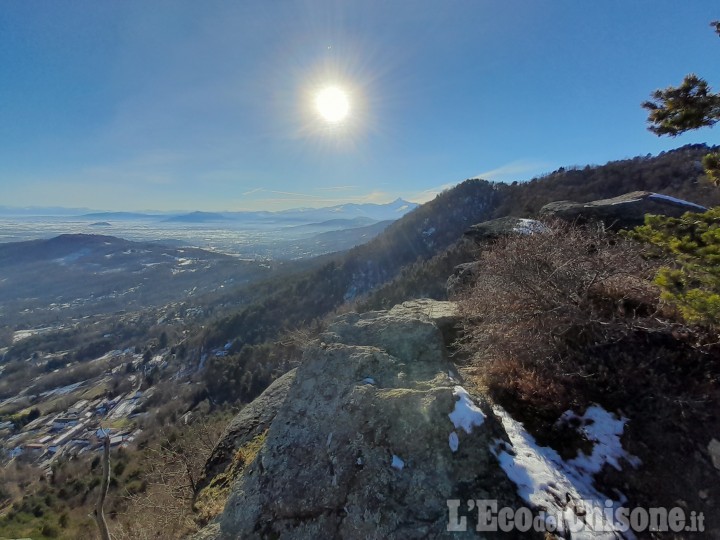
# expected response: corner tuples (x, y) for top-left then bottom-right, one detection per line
(1, 1), (719, 211)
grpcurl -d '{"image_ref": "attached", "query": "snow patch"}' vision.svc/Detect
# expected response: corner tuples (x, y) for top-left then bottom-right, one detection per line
(648, 193), (706, 211)
(493, 405), (640, 538)
(53, 248), (91, 264)
(13, 327), (55, 343)
(608, 199), (641, 206)
(391, 454), (405, 470)
(559, 406), (642, 475)
(512, 218), (547, 235)
(448, 386), (486, 434)
(362, 377), (376, 385)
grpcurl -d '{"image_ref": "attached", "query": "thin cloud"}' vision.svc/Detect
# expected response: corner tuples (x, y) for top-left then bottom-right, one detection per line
(237, 188), (397, 208)
(410, 182), (457, 204)
(267, 190), (326, 199)
(242, 189), (328, 200)
(472, 160), (550, 182)
(314, 185), (359, 192)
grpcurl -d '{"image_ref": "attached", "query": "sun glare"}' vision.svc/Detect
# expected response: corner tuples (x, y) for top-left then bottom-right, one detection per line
(315, 86), (350, 123)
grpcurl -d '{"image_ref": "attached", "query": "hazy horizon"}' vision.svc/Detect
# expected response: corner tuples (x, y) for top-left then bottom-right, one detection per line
(0, 195), (419, 216)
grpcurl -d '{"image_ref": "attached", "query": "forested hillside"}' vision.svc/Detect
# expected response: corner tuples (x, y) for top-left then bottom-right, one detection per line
(200, 179), (500, 348)
(198, 144), (719, 404)
(492, 143), (720, 217)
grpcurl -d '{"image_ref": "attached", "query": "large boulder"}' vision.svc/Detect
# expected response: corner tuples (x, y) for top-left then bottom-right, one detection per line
(539, 191), (706, 229)
(200, 300), (524, 539)
(464, 216), (546, 244)
(194, 300), (642, 540)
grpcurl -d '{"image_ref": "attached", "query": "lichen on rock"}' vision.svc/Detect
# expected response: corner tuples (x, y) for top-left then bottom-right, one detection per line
(196, 300), (523, 539)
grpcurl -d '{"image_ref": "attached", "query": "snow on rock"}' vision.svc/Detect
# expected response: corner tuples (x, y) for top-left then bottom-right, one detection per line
(608, 198), (641, 206)
(448, 431), (459, 453)
(540, 191), (706, 231)
(448, 386), (486, 434)
(648, 193), (706, 211)
(391, 454), (405, 470)
(512, 218), (547, 235)
(493, 405), (639, 539)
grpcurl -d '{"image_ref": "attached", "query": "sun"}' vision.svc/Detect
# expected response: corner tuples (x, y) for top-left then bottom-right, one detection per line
(314, 86), (350, 123)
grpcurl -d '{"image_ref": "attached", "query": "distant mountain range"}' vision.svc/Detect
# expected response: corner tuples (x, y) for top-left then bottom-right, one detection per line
(80, 212), (167, 220)
(289, 217), (378, 231)
(161, 198), (418, 224)
(0, 199), (419, 225)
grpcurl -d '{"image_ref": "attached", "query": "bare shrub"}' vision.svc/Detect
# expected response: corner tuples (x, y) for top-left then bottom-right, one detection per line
(113, 415), (225, 539)
(456, 221), (664, 415)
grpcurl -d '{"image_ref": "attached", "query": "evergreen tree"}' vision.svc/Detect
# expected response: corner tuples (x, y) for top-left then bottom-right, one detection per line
(642, 20), (720, 184)
(631, 19), (720, 326)
(629, 209), (720, 325)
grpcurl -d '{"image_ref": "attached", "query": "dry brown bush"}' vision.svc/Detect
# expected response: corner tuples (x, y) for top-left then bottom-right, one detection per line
(112, 415), (225, 539)
(456, 221), (666, 416)
(457, 221), (720, 530)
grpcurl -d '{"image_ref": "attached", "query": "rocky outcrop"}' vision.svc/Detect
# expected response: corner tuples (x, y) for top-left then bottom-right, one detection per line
(195, 300), (642, 540)
(464, 216), (546, 244)
(446, 261), (481, 298)
(539, 191), (706, 229)
(197, 369), (296, 493)
(452, 217), (547, 296)
(197, 300), (524, 539)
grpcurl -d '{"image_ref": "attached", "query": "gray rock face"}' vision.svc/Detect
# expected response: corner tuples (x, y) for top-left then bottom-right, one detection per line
(446, 261), (481, 298)
(203, 300), (524, 539)
(326, 299), (461, 353)
(197, 369), (297, 493)
(539, 191), (707, 229)
(464, 216), (545, 243)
